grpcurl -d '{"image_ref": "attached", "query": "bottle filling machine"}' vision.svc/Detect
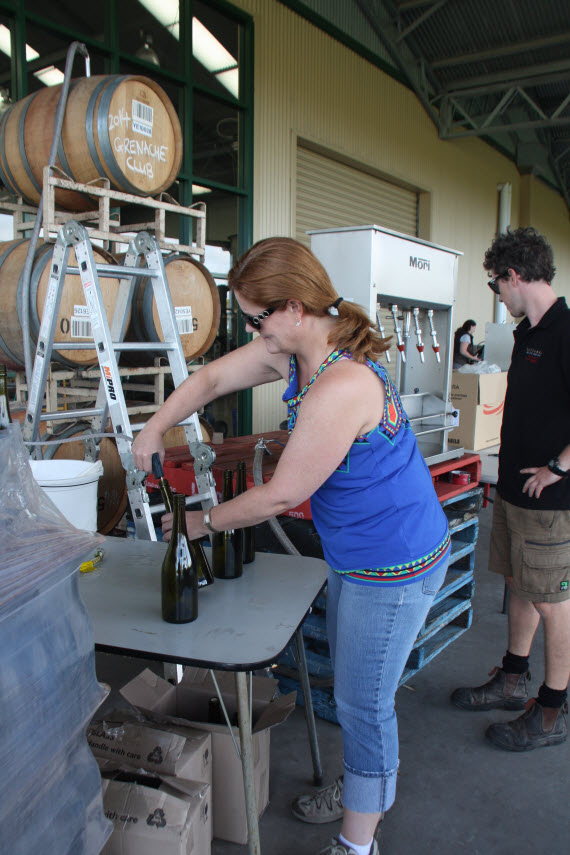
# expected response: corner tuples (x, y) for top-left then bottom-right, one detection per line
(309, 225), (463, 465)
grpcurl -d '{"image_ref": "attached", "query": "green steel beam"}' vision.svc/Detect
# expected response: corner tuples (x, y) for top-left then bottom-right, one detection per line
(236, 11), (254, 436)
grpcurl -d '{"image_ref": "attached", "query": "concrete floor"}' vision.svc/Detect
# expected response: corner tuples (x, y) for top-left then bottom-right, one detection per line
(95, 501), (569, 855)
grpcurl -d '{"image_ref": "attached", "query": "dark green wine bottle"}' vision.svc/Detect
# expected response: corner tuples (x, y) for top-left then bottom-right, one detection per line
(152, 452), (214, 588)
(194, 536), (215, 588)
(236, 460), (255, 564)
(161, 492), (198, 623)
(0, 364), (12, 429)
(212, 469), (244, 579)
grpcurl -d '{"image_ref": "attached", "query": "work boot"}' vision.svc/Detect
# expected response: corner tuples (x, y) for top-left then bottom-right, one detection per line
(485, 699), (568, 751)
(451, 666), (529, 711)
(317, 838), (379, 855)
(292, 776), (344, 824)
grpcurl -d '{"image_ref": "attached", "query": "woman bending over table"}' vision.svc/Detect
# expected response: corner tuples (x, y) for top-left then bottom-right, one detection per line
(132, 237), (450, 855)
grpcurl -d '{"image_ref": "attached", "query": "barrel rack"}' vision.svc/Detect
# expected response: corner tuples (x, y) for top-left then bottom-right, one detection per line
(0, 165), (206, 257)
(1, 165), (212, 423)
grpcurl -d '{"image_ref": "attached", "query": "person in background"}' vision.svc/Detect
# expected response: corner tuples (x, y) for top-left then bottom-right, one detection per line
(453, 319), (483, 368)
(132, 237), (451, 855)
(452, 226), (569, 750)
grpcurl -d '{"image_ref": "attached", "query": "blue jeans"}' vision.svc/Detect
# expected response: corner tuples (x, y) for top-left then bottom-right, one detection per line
(326, 557), (449, 814)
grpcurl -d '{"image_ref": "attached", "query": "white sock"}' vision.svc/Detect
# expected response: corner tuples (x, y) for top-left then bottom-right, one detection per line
(338, 832), (374, 855)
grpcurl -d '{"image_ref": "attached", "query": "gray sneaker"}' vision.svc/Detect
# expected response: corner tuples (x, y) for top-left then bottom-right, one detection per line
(292, 776), (344, 824)
(318, 838), (379, 855)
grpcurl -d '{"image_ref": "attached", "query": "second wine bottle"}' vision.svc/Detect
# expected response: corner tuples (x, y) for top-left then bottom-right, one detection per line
(161, 493), (199, 623)
(236, 460), (256, 564)
(152, 453), (214, 588)
(212, 469), (244, 579)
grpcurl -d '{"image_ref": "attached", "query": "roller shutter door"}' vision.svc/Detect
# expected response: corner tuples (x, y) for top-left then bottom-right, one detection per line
(296, 145), (419, 379)
(295, 145), (418, 247)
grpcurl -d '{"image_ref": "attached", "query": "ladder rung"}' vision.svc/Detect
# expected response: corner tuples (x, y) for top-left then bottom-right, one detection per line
(150, 494), (210, 515)
(48, 342), (96, 350)
(130, 419), (200, 434)
(35, 407), (106, 422)
(113, 342), (177, 352)
(49, 341), (176, 352)
(66, 265), (161, 278)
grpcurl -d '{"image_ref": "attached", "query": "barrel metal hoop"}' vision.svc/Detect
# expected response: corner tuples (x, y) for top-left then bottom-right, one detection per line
(55, 81), (98, 209)
(56, 79), (78, 180)
(85, 76), (113, 183)
(0, 102), (20, 196)
(17, 92), (42, 194)
(27, 242), (53, 334)
(0, 239), (30, 365)
(97, 75), (144, 196)
(141, 252), (176, 342)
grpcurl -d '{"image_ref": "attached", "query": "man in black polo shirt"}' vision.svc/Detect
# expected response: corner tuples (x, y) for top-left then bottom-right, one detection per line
(452, 227), (569, 751)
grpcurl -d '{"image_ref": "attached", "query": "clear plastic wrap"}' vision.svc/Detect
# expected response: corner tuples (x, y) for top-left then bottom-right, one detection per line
(455, 360), (503, 374)
(0, 424), (112, 855)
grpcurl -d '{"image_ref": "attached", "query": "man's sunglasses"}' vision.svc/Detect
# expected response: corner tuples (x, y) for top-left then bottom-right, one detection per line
(487, 271), (509, 295)
(241, 307), (275, 329)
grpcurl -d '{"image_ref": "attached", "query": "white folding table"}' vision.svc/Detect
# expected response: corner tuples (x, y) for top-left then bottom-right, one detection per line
(79, 536), (328, 855)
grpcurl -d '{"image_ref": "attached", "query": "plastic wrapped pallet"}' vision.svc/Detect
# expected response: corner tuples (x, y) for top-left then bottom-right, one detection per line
(0, 424), (112, 855)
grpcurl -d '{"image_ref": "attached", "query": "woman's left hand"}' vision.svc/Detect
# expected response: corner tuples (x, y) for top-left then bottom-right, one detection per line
(161, 509), (205, 542)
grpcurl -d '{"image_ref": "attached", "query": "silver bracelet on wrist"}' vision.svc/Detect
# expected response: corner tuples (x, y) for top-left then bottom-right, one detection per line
(203, 509), (218, 533)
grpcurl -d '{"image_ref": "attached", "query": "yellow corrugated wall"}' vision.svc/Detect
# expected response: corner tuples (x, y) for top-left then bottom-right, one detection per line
(231, 0), (570, 432)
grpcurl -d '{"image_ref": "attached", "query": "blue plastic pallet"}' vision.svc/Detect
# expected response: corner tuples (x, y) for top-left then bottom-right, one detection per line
(400, 605), (473, 684)
(275, 488), (481, 721)
(277, 674), (340, 724)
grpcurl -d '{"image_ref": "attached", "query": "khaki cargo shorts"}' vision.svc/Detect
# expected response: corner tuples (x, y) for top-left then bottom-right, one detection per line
(489, 493), (570, 603)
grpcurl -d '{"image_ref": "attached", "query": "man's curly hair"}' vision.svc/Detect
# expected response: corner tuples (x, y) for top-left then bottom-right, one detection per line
(483, 227), (556, 283)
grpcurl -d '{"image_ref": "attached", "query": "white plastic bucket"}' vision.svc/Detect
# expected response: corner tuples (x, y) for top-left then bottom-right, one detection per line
(30, 458), (104, 532)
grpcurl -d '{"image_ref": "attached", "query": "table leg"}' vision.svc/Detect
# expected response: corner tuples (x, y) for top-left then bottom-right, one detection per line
(235, 671), (261, 855)
(294, 627), (323, 785)
(163, 663), (183, 684)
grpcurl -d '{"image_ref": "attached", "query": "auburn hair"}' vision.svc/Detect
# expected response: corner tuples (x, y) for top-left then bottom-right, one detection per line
(228, 237), (390, 363)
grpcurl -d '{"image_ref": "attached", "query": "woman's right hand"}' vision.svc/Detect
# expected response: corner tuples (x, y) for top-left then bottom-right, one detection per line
(131, 424), (165, 473)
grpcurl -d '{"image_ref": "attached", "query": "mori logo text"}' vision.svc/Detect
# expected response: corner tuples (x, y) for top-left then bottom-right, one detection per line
(409, 256), (431, 271)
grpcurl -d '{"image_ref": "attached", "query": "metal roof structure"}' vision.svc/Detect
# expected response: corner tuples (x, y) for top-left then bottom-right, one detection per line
(281, 0), (570, 211)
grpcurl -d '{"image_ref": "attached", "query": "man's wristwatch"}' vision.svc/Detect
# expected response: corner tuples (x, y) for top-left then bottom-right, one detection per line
(203, 509), (218, 533)
(547, 457), (569, 478)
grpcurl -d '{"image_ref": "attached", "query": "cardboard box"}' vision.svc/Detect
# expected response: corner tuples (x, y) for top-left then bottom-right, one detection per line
(100, 771), (210, 855)
(448, 371), (507, 451)
(120, 668), (296, 844)
(87, 718), (212, 790)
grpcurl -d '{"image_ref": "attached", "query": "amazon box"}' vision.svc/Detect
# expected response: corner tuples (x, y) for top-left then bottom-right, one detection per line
(448, 371), (508, 451)
(120, 667), (296, 844)
(100, 771), (210, 855)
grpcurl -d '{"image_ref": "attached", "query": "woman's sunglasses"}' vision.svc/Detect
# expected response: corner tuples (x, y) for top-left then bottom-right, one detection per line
(241, 307), (275, 329)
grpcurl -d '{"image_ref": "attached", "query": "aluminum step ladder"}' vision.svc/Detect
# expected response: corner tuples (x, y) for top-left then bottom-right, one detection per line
(22, 220), (218, 539)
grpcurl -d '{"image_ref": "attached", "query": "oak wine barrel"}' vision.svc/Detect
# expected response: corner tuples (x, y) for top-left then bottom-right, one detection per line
(0, 75), (182, 211)
(0, 239), (123, 369)
(125, 252), (220, 364)
(163, 416), (214, 449)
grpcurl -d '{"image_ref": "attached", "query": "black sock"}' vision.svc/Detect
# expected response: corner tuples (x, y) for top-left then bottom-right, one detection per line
(502, 650), (529, 674)
(537, 683), (567, 708)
